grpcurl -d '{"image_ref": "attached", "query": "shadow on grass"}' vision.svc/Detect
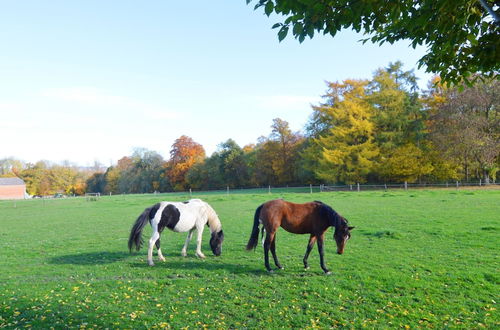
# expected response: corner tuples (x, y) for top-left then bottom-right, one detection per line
(49, 251), (132, 265)
(129, 259), (266, 275)
(362, 230), (401, 239)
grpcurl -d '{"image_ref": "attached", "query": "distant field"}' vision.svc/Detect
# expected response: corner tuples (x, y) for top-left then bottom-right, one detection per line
(0, 189), (498, 328)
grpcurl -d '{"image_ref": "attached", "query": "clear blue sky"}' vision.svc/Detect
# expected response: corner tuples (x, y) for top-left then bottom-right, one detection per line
(0, 0), (433, 166)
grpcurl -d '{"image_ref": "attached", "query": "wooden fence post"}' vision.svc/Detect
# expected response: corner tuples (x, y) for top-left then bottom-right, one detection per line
(404, 181), (408, 190)
(357, 183), (360, 192)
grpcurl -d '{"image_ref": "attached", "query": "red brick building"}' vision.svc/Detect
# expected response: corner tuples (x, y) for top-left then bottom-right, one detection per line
(0, 177), (27, 200)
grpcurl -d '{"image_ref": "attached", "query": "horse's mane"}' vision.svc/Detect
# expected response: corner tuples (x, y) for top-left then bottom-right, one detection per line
(316, 201), (347, 228)
(200, 200), (222, 233)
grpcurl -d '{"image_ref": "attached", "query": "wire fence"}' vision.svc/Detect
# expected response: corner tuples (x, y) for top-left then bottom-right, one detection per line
(3, 181), (498, 204)
(174, 181), (500, 196)
(320, 181), (499, 192)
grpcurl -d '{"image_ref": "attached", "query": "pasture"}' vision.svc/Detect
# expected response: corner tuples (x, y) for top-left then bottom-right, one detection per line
(0, 189), (498, 328)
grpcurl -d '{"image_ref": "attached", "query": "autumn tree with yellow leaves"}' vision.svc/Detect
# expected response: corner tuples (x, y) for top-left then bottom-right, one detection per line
(307, 79), (379, 184)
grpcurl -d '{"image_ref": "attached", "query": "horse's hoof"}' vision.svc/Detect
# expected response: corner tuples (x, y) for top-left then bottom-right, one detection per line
(181, 252), (187, 257)
(325, 271), (332, 275)
(267, 269), (274, 274)
(148, 263), (155, 267)
(304, 266), (310, 270)
(196, 253), (206, 259)
(159, 257), (166, 262)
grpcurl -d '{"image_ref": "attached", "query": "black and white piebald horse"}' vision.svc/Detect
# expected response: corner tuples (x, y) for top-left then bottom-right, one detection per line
(128, 199), (224, 266)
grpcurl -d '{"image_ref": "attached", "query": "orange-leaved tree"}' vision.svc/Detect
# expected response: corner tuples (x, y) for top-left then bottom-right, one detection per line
(166, 135), (206, 190)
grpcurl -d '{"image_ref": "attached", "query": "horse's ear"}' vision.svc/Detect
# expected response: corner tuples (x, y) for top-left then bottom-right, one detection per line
(348, 226), (355, 231)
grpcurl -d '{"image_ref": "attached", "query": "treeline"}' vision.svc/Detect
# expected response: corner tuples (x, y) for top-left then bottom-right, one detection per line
(2, 62), (498, 195)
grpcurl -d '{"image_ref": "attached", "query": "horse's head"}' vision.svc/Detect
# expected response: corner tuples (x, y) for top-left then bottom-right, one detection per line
(317, 202), (355, 255)
(209, 230), (224, 256)
(334, 220), (354, 254)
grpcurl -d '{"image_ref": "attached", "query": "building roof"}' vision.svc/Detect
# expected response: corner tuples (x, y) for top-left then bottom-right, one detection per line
(0, 177), (25, 186)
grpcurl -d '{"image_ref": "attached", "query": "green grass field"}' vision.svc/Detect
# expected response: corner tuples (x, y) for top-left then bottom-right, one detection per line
(1, 189), (498, 328)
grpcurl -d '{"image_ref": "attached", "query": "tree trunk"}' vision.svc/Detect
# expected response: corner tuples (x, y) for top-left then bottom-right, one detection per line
(483, 170), (491, 184)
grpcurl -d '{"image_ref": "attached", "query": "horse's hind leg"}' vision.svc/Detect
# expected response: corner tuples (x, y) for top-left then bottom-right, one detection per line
(148, 230), (160, 266)
(303, 234), (317, 269)
(155, 239), (166, 262)
(263, 231), (273, 272)
(181, 228), (195, 257)
(270, 234), (283, 270)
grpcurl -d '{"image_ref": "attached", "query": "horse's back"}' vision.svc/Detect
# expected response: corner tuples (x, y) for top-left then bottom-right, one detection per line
(260, 200), (321, 234)
(152, 200), (206, 233)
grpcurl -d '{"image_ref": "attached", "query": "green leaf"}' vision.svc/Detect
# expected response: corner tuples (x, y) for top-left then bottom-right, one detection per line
(278, 26), (289, 42)
(293, 23), (303, 36)
(271, 23), (281, 29)
(307, 25), (314, 38)
(264, 1), (274, 16)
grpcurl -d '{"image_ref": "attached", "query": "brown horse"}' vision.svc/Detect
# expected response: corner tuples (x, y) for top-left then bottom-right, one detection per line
(246, 199), (354, 274)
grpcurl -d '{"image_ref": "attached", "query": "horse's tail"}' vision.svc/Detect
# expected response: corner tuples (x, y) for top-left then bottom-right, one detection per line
(128, 206), (153, 252)
(246, 204), (263, 251)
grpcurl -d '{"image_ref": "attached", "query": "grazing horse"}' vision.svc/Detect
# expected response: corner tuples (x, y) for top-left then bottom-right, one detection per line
(128, 199), (224, 266)
(246, 199), (354, 274)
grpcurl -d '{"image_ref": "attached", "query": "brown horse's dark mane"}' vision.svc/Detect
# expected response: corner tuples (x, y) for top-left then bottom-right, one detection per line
(314, 200), (347, 229)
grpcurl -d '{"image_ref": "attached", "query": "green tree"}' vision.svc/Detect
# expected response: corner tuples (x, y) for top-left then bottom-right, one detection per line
(115, 149), (168, 193)
(187, 140), (250, 189)
(366, 63), (430, 181)
(86, 172), (106, 193)
(367, 63), (425, 150)
(186, 155), (225, 190)
(248, 0), (499, 84)
(217, 139), (250, 188)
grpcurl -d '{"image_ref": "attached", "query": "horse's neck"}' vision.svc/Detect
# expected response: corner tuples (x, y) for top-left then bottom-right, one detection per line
(332, 213), (343, 229)
(205, 206), (221, 232)
(207, 215), (221, 232)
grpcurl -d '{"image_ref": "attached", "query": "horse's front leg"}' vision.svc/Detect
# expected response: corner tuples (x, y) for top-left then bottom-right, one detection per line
(303, 234), (317, 269)
(195, 227), (206, 259)
(317, 234), (331, 274)
(181, 228), (195, 257)
(148, 230), (160, 266)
